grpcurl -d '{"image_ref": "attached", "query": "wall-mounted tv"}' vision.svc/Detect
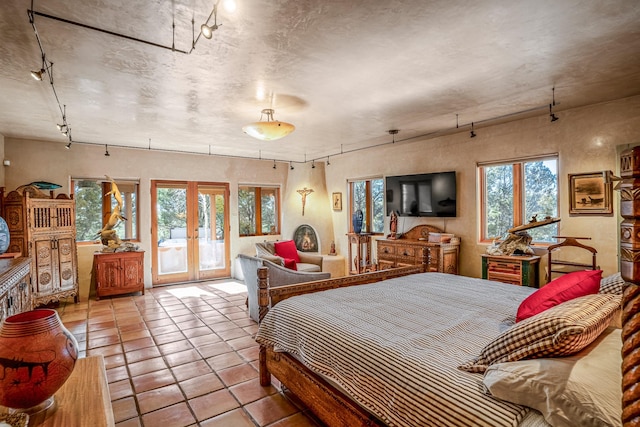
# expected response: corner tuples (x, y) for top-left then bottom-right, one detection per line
(385, 171), (457, 217)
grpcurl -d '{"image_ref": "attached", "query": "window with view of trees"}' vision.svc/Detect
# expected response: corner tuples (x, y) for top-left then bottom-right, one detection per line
(349, 178), (384, 234)
(73, 178), (139, 242)
(238, 186), (280, 236)
(480, 156), (558, 243)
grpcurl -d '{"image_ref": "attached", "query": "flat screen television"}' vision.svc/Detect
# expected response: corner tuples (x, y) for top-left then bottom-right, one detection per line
(385, 171), (457, 217)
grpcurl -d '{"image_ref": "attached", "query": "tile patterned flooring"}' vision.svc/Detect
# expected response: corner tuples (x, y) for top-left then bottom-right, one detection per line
(55, 280), (322, 427)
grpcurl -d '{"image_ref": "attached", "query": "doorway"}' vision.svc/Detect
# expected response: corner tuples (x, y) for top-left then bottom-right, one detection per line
(151, 180), (230, 285)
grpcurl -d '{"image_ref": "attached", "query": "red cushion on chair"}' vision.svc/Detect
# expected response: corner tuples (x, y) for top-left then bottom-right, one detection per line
(274, 240), (300, 263)
(282, 258), (297, 270)
(516, 269), (602, 323)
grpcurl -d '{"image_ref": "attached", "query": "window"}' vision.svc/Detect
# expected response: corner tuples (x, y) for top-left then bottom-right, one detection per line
(349, 178), (384, 234)
(479, 156), (558, 243)
(238, 186), (280, 236)
(73, 178), (139, 242)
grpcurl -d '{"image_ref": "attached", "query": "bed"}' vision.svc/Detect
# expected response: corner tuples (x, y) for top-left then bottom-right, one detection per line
(255, 265), (626, 426)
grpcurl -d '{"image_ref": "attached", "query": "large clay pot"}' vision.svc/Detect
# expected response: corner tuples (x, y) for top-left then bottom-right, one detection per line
(0, 309), (78, 412)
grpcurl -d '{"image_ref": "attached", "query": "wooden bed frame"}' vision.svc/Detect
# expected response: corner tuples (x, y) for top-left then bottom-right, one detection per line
(257, 146), (640, 427)
(257, 264), (426, 426)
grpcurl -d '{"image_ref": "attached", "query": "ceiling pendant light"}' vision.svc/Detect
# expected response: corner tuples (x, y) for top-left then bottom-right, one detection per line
(243, 109), (295, 141)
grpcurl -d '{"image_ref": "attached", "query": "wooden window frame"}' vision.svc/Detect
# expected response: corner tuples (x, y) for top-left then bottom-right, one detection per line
(348, 178), (384, 235)
(238, 185), (281, 237)
(479, 155), (558, 244)
(72, 177), (140, 244)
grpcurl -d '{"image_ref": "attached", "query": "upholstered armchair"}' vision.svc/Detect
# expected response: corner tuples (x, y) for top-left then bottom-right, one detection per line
(238, 254), (330, 322)
(255, 240), (323, 272)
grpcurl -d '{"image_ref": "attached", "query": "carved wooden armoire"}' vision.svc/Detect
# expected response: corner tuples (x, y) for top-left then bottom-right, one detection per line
(1, 188), (79, 306)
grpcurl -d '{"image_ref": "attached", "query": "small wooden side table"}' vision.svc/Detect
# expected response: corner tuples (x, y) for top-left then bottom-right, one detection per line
(481, 254), (541, 287)
(1, 355), (114, 427)
(346, 233), (372, 275)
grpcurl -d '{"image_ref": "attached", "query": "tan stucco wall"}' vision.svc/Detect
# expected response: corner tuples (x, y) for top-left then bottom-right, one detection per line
(1, 142), (304, 299)
(326, 95), (640, 279)
(3, 95), (640, 300)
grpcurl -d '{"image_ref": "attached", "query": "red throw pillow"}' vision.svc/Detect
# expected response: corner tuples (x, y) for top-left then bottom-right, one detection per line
(283, 258), (297, 270)
(274, 240), (300, 263)
(516, 269), (603, 323)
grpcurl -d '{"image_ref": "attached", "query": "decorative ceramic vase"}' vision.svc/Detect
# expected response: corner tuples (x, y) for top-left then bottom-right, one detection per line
(0, 217), (9, 254)
(0, 309), (78, 413)
(352, 209), (364, 234)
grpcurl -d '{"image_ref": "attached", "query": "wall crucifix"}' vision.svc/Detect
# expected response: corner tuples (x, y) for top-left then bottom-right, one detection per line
(297, 187), (314, 216)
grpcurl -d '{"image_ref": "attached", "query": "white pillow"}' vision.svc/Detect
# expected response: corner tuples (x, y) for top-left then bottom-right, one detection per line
(483, 327), (621, 427)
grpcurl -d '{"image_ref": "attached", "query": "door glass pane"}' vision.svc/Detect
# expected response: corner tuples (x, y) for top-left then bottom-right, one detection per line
(524, 159), (558, 242)
(484, 165), (514, 239)
(198, 187), (226, 271)
(156, 186), (188, 275)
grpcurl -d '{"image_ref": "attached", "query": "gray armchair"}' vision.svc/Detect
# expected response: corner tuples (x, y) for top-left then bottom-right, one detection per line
(255, 241), (323, 272)
(238, 254), (330, 322)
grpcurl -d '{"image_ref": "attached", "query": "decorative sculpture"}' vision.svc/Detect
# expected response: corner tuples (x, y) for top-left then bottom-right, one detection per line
(388, 210), (398, 239)
(97, 176), (138, 252)
(296, 187), (314, 216)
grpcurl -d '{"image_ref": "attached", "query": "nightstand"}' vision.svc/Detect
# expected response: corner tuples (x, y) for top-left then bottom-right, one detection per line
(481, 254), (540, 287)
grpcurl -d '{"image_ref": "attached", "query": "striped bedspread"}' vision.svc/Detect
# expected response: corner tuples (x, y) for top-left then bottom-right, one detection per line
(255, 272), (539, 427)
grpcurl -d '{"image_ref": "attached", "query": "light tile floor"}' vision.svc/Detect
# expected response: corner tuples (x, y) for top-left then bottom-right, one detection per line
(55, 280), (323, 427)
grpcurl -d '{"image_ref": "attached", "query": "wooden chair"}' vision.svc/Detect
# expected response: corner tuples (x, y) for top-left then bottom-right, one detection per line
(546, 236), (598, 283)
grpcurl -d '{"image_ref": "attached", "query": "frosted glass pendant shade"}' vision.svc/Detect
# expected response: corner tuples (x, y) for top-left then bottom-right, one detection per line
(243, 109), (295, 141)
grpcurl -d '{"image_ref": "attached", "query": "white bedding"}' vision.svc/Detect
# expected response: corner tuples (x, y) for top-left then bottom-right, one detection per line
(256, 272), (544, 427)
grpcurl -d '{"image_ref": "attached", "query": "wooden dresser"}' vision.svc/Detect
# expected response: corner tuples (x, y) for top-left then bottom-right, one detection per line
(92, 251), (144, 300)
(0, 257), (32, 323)
(376, 225), (460, 274)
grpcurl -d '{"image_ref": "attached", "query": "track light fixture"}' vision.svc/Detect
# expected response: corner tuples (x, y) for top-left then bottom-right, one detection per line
(104, 145), (110, 157)
(388, 129), (399, 143)
(273, 160), (276, 169)
(290, 162), (294, 170)
(65, 142), (72, 150)
(311, 160), (315, 169)
(327, 156), (330, 166)
(199, 0), (235, 40)
(470, 122), (477, 138)
(549, 87), (559, 122)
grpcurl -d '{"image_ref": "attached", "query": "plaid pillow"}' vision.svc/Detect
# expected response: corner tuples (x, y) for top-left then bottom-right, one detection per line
(599, 272), (625, 295)
(459, 293), (621, 373)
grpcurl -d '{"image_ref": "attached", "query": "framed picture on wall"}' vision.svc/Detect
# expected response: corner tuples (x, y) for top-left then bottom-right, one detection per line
(332, 192), (342, 211)
(568, 171), (613, 215)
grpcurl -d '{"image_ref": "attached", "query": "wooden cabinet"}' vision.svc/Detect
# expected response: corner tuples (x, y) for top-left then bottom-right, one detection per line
(481, 254), (540, 287)
(0, 257), (32, 323)
(1, 189), (79, 306)
(92, 251), (144, 300)
(376, 225), (460, 274)
(346, 233), (372, 275)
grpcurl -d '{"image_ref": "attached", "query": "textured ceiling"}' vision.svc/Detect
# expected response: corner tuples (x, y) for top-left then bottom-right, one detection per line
(1, 0), (639, 163)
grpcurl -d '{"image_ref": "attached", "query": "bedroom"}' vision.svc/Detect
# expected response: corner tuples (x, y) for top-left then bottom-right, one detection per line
(0, 0), (639, 425)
